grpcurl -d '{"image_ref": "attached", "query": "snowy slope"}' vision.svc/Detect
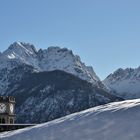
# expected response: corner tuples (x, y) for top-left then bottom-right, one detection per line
(104, 67), (140, 99)
(1, 99), (140, 140)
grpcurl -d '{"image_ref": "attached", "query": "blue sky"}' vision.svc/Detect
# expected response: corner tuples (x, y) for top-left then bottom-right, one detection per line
(0, 0), (140, 79)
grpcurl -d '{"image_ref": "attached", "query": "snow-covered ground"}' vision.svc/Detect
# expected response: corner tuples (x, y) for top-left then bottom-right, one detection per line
(1, 99), (140, 140)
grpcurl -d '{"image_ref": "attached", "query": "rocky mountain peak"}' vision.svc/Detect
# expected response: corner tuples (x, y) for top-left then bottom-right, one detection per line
(1, 42), (37, 61)
(7, 42), (37, 54)
(103, 66), (140, 99)
(37, 46), (100, 85)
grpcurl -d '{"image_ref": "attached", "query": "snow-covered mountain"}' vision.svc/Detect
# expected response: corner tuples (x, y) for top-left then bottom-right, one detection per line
(1, 99), (140, 140)
(103, 67), (140, 99)
(0, 42), (107, 96)
(1, 42), (101, 85)
(0, 42), (121, 123)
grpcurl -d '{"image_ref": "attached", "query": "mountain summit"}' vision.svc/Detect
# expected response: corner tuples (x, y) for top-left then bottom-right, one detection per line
(3, 42), (37, 59)
(104, 67), (140, 99)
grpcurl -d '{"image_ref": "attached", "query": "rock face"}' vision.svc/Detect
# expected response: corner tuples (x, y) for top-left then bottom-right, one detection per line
(104, 67), (140, 99)
(0, 42), (121, 123)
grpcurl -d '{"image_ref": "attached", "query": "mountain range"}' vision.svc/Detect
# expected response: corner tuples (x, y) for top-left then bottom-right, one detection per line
(1, 42), (140, 140)
(0, 42), (120, 123)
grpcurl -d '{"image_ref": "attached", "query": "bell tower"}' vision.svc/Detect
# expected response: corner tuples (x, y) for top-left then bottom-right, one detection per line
(0, 96), (16, 124)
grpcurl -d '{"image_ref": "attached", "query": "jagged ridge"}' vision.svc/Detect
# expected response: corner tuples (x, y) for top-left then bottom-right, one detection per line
(0, 42), (102, 85)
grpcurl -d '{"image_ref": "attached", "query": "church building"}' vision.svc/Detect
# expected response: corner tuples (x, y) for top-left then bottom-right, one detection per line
(0, 96), (15, 124)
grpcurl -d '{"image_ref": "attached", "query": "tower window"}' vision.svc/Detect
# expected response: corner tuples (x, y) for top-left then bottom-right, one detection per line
(10, 118), (13, 124)
(2, 118), (5, 124)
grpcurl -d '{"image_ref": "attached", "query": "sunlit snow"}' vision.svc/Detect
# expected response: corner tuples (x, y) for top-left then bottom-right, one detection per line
(1, 99), (140, 140)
